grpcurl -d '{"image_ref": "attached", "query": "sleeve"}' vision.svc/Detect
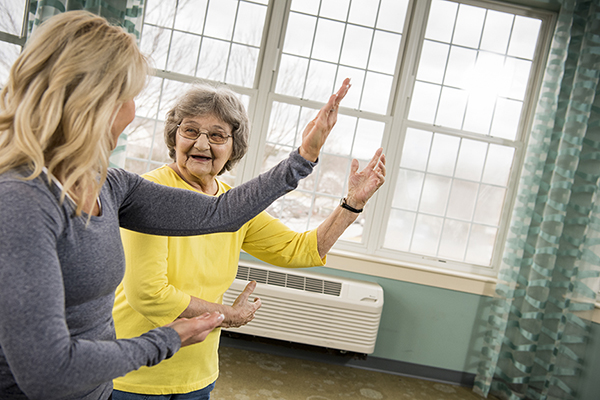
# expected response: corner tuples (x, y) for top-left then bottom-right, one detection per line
(117, 149), (317, 236)
(242, 211), (326, 268)
(120, 228), (191, 326)
(0, 182), (181, 400)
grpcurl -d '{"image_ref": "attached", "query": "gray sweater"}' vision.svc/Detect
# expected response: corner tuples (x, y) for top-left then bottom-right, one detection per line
(0, 150), (315, 400)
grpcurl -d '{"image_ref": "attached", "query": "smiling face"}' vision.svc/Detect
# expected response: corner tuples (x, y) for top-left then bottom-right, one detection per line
(173, 114), (234, 193)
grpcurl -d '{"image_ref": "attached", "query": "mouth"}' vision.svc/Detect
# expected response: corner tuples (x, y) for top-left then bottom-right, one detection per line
(190, 154), (212, 162)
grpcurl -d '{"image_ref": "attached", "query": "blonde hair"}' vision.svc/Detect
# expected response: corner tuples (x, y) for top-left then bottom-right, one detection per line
(0, 11), (148, 215)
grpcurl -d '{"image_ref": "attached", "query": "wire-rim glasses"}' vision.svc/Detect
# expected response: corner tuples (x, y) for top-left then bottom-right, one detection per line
(177, 123), (232, 145)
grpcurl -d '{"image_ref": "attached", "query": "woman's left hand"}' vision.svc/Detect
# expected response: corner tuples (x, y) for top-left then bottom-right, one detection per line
(167, 311), (224, 347)
(345, 148), (386, 210)
(299, 78), (351, 162)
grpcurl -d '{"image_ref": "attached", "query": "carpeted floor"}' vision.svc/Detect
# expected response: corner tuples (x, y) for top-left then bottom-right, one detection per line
(212, 345), (494, 400)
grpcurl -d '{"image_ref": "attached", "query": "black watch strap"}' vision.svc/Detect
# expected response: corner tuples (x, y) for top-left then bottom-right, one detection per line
(340, 197), (363, 213)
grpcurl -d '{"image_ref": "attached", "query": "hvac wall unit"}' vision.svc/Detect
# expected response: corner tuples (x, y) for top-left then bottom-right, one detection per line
(222, 261), (384, 354)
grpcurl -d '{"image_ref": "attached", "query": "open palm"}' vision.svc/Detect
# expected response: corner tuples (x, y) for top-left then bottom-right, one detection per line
(299, 78), (351, 162)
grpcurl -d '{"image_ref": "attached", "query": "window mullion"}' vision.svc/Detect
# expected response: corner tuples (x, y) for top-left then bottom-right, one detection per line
(363, 0), (432, 254)
(238, 0), (290, 184)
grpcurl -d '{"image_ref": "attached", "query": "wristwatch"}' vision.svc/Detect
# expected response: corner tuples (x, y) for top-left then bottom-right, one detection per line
(340, 197), (363, 213)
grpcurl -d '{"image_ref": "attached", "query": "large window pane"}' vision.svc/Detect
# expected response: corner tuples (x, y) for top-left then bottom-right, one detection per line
(167, 31), (201, 75)
(277, 0), (409, 115)
(0, 42), (20, 87)
(234, 2), (267, 46)
(0, 0), (26, 36)
(340, 25), (372, 69)
(385, 128), (513, 266)
(411, 0), (541, 140)
(174, 0), (208, 34)
(142, 0), (267, 88)
(282, 13), (316, 57)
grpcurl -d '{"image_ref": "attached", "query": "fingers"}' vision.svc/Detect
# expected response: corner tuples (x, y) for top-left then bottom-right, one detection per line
(253, 296), (262, 311)
(366, 148), (384, 168)
(195, 311), (224, 327)
(171, 311), (225, 347)
(241, 280), (257, 298)
(355, 148), (385, 178)
(324, 78), (351, 117)
(377, 155), (386, 178)
(350, 158), (359, 176)
(373, 150), (386, 176)
(335, 78), (351, 104)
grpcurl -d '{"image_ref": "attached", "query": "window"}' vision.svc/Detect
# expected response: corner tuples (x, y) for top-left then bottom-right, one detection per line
(121, 0), (268, 186)
(0, 0), (27, 87)
(112, 0), (556, 276)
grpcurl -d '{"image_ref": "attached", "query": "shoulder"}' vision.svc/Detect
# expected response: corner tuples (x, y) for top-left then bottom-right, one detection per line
(0, 169), (59, 206)
(0, 169), (65, 232)
(105, 168), (144, 196)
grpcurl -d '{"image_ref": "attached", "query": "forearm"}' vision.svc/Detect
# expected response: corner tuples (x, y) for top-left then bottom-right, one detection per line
(316, 204), (360, 258)
(179, 296), (236, 327)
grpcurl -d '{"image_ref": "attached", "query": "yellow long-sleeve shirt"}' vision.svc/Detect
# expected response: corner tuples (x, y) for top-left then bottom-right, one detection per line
(112, 165), (325, 395)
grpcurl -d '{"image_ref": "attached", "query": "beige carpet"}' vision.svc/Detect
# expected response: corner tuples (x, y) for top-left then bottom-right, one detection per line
(212, 346), (494, 400)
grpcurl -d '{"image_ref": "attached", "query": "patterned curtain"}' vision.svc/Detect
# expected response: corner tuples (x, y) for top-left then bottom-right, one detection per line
(28, 0), (144, 37)
(474, 0), (600, 399)
(27, 0), (145, 168)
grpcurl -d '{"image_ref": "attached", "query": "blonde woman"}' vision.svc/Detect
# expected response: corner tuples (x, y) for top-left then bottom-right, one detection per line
(0, 11), (348, 400)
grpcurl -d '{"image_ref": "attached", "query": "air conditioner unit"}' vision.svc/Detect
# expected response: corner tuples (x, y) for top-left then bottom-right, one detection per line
(222, 261), (384, 354)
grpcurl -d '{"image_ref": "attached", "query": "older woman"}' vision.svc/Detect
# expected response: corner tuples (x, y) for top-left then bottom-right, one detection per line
(0, 11), (346, 400)
(111, 84), (385, 400)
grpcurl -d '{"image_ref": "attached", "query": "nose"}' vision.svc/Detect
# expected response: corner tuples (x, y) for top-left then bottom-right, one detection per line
(193, 132), (211, 149)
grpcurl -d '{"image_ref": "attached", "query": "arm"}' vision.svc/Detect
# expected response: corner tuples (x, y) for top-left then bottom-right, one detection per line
(116, 149), (315, 236)
(117, 79), (352, 237)
(120, 220), (259, 330)
(0, 183), (180, 400)
(316, 148), (386, 257)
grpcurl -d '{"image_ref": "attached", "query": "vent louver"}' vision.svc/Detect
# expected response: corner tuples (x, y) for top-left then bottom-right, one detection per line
(235, 265), (342, 297)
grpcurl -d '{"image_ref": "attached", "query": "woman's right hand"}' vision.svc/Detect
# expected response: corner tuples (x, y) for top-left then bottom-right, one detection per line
(299, 78), (351, 162)
(167, 311), (224, 347)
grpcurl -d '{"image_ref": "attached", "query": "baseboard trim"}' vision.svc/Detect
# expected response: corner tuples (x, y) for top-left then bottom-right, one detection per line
(220, 332), (476, 388)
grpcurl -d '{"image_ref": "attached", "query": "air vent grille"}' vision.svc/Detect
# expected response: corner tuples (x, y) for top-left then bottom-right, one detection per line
(235, 266), (342, 297)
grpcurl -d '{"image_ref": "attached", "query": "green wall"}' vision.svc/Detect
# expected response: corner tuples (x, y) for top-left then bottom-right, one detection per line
(309, 266), (489, 374)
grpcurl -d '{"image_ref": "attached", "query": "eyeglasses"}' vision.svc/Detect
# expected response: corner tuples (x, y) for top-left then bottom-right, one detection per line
(177, 123), (232, 145)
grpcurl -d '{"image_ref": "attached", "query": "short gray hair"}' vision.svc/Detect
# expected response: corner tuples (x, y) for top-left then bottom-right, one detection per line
(164, 85), (250, 175)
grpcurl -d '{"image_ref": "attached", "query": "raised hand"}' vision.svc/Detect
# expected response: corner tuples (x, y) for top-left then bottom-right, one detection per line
(299, 78), (351, 162)
(222, 280), (262, 328)
(345, 148), (386, 210)
(167, 311), (224, 347)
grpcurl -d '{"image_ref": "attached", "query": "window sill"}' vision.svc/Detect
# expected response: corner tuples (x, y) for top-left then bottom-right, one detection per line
(324, 250), (600, 324)
(324, 249), (498, 297)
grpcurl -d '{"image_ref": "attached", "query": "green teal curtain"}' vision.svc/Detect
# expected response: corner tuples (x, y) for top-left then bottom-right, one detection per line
(27, 0), (144, 168)
(475, 0), (600, 399)
(28, 0), (144, 38)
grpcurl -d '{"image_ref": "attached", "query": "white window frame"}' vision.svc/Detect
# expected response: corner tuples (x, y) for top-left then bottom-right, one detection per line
(131, 0), (557, 281)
